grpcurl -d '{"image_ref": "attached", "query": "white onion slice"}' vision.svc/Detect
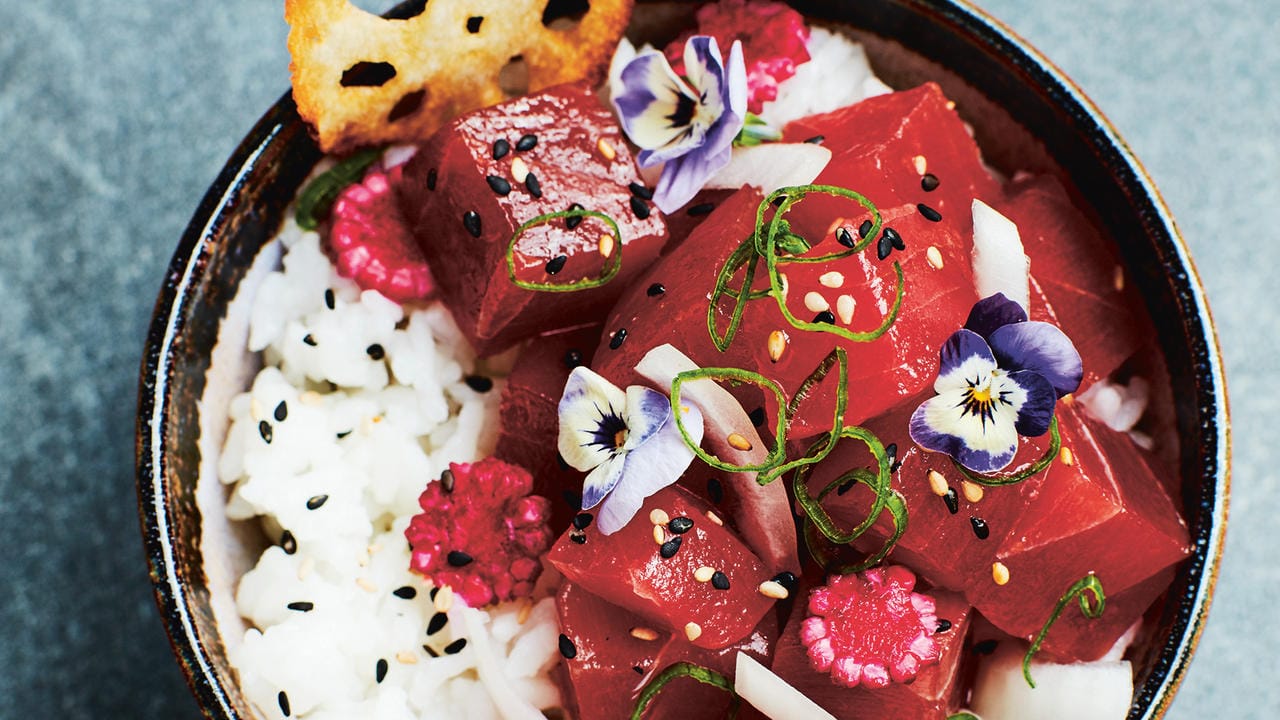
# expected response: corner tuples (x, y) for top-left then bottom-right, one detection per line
(734, 651), (837, 720)
(971, 199), (1030, 311)
(449, 603), (546, 720)
(706, 143), (833, 194)
(969, 642), (1132, 720)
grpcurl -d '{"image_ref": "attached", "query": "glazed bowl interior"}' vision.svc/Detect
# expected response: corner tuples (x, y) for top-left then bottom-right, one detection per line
(137, 1), (1228, 718)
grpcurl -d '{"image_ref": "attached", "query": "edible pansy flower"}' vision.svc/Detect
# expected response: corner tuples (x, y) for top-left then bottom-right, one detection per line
(558, 367), (704, 534)
(909, 293), (1082, 474)
(612, 35), (747, 213)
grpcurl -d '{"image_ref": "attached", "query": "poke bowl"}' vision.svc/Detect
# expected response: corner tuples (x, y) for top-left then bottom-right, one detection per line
(136, 1), (1229, 719)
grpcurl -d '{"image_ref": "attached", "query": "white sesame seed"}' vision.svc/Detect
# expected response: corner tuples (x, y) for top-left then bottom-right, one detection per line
(297, 556), (315, 581)
(653, 525), (666, 545)
(927, 470), (948, 496)
(694, 566), (716, 583)
(1114, 265), (1125, 292)
(396, 651), (418, 664)
(961, 480), (984, 503)
(599, 233), (615, 258)
(705, 510), (724, 526)
(250, 398), (264, 421)
(1060, 447), (1075, 466)
(356, 577), (378, 593)
(926, 245), (944, 269)
(649, 508), (671, 526)
(684, 622), (703, 642)
(819, 271), (845, 288)
(630, 627), (660, 641)
(597, 137), (617, 161)
(727, 433), (753, 452)
(912, 155), (928, 175)
(434, 585), (454, 613)
(758, 580), (790, 599)
(992, 562), (1010, 585)
(768, 330), (787, 362)
(511, 157), (530, 183)
(804, 291), (830, 313)
(836, 294), (855, 325)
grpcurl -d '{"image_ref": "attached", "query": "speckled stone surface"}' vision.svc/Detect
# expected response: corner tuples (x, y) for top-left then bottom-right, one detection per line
(0, 1), (1272, 718)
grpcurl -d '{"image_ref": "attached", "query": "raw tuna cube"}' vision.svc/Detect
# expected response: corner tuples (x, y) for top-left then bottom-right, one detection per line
(998, 174), (1155, 387)
(770, 587), (972, 720)
(399, 82), (668, 354)
(979, 403), (1190, 642)
(547, 485), (777, 650)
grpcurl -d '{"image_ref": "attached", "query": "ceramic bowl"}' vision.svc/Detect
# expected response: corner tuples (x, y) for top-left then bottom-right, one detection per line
(136, 1), (1229, 717)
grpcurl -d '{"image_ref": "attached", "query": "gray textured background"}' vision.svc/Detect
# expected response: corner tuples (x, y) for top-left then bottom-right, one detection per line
(0, 0), (1273, 718)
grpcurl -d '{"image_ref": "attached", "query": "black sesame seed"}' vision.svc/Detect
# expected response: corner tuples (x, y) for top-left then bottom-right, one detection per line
(303, 334), (317, 346)
(565, 203), (585, 229)
(608, 328), (627, 350)
(376, 658), (388, 683)
(492, 139), (510, 159)
(573, 512), (594, 530)
(324, 288), (336, 309)
(646, 283), (666, 297)
(366, 343), (385, 360)
(943, 488), (959, 514)
(936, 619), (953, 633)
(628, 182), (654, 200)
(921, 173), (940, 192)
(393, 585), (417, 600)
(423, 645), (440, 658)
(748, 406), (767, 428)
(562, 488), (582, 509)
(836, 226), (855, 248)
(444, 638), (468, 655)
(430, 587), (440, 601)
(563, 349), (583, 368)
(336, 430), (352, 439)
(559, 633), (578, 659)
(545, 254), (568, 275)
(280, 530), (297, 555)
(707, 478), (724, 504)
(633, 665), (645, 675)
(441, 468), (455, 493)
(426, 167), (438, 190)
(278, 690), (292, 717)
(447, 550), (474, 567)
(858, 219), (873, 238)
(876, 234), (893, 260)
(427, 612), (449, 635)
(917, 203), (942, 222)
(486, 174), (512, 195)
(803, 134), (825, 145)
(668, 517), (694, 534)
(886, 227), (905, 251)
(516, 133), (538, 152)
(287, 601), (314, 612)
(464, 375), (493, 393)
(466, 15), (483, 33)
(274, 401), (288, 422)
(463, 210), (482, 238)
(813, 310), (836, 325)
(687, 202), (716, 216)
(525, 171), (543, 198)
(711, 571), (731, 590)
(259, 421), (273, 444)
(970, 517), (990, 540)
(973, 639), (999, 655)
(569, 532), (587, 545)
(306, 494), (328, 510)
(772, 571), (799, 594)
(659, 536), (682, 559)
(630, 195), (651, 220)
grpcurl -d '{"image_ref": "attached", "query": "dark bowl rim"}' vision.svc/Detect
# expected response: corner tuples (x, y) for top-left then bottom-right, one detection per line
(136, 1), (1231, 718)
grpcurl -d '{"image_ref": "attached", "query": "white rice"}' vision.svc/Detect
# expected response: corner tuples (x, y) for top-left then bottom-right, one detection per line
(220, 222), (562, 720)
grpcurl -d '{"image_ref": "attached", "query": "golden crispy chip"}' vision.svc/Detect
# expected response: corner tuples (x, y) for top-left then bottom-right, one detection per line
(285, 0), (635, 154)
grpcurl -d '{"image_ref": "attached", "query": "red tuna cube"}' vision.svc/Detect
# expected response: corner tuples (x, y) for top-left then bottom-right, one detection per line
(399, 82), (668, 354)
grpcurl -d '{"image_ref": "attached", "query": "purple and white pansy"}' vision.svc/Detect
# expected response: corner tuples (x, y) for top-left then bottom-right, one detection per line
(909, 293), (1082, 474)
(558, 367), (704, 534)
(612, 35), (747, 213)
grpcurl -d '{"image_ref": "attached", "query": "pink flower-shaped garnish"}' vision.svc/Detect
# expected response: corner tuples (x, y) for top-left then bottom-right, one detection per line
(800, 565), (942, 688)
(327, 163), (434, 303)
(406, 458), (553, 606)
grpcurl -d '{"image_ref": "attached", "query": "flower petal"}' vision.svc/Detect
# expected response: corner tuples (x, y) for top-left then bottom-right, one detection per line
(622, 386), (671, 451)
(614, 51), (700, 158)
(558, 367), (628, 471)
(683, 36), (728, 125)
(597, 402), (704, 534)
(581, 454), (627, 511)
(935, 329), (997, 394)
(651, 141), (734, 214)
(963, 292), (1027, 339)
(909, 382), (1022, 474)
(987, 321), (1083, 397)
(1008, 370), (1057, 437)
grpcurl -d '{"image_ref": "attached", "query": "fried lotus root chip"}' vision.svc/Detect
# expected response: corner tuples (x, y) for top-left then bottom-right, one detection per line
(285, 0), (635, 154)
